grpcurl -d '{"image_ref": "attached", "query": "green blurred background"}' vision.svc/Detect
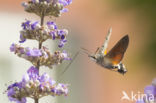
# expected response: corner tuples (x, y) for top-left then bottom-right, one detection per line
(0, 0), (156, 103)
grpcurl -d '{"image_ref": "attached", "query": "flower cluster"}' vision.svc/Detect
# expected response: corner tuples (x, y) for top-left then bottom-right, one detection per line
(22, 0), (72, 17)
(7, 66), (68, 103)
(10, 43), (71, 68)
(20, 20), (68, 48)
(136, 78), (156, 103)
(6, 0), (72, 102)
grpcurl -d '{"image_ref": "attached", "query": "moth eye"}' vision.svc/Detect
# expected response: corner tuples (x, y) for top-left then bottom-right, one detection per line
(93, 56), (96, 59)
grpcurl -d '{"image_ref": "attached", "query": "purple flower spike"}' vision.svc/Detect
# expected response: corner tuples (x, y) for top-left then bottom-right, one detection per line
(7, 65), (69, 102)
(8, 0), (73, 101)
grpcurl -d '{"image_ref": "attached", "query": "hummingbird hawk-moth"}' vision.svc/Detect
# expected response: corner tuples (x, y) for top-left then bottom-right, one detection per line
(82, 28), (129, 75)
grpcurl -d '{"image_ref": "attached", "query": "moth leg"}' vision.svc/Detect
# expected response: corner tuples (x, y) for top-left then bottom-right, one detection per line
(108, 68), (118, 72)
(112, 65), (118, 69)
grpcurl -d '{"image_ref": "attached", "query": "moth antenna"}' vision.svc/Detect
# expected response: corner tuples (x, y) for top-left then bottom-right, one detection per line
(81, 47), (91, 55)
(98, 27), (112, 55)
(58, 51), (79, 80)
(95, 47), (100, 54)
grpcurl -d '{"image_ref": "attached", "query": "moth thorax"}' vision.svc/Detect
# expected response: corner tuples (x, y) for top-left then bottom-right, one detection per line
(96, 56), (105, 65)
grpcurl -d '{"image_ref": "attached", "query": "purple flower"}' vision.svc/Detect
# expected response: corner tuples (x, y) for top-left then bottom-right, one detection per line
(10, 44), (71, 68)
(10, 43), (16, 52)
(61, 50), (71, 60)
(26, 48), (42, 57)
(27, 66), (39, 75)
(7, 82), (27, 103)
(50, 31), (56, 40)
(66, 0), (72, 5)
(22, 20), (31, 30)
(144, 85), (156, 96)
(61, 35), (65, 40)
(136, 78), (156, 103)
(136, 100), (145, 103)
(57, 29), (68, 48)
(22, 2), (28, 8)
(57, 30), (64, 36)
(19, 20), (68, 47)
(47, 21), (58, 30)
(58, 39), (67, 48)
(45, 0), (51, 3)
(7, 83), (19, 90)
(32, 0), (38, 3)
(59, 0), (72, 6)
(60, 8), (68, 13)
(22, 0), (72, 17)
(57, 29), (68, 39)
(31, 21), (39, 30)
(58, 0), (72, 13)
(18, 98), (27, 103)
(55, 83), (68, 96)
(19, 34), (26, 43)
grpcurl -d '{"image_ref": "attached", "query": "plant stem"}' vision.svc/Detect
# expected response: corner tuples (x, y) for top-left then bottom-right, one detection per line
(34, 12), (45, 103)
(36, 12), (45, 69)
(41, 12), (44, 26)
(35, 98), (38, 103)
(39, 42), (42, 49)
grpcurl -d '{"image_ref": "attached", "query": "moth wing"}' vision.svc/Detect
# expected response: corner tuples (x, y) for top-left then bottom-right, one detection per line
(105, 35), (129, 65)
(96, 28), (112, 56)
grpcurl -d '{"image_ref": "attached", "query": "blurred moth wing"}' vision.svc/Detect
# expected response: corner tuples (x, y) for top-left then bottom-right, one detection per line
(104, 35), (129, 66)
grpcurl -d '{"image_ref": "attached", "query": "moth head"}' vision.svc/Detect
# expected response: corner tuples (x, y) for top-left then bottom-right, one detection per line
(117, 63), (127, 75)
(89, 55), (97, 62)
(117, 69), (127, 75)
